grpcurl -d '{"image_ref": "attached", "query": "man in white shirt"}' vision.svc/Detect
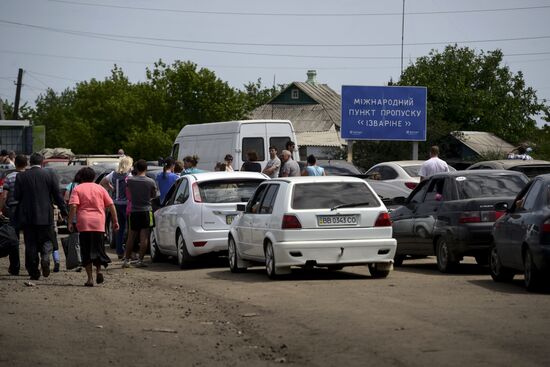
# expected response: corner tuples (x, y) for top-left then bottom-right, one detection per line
(419, 146), (449, 181)
(262, 146), (281, 178)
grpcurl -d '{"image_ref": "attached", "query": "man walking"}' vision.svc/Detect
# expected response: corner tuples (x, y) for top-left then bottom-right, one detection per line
(262, 146), (281, 178)
(1, 154), (28, 275)
(14, 153), (67, 280)
(419, 146), (449, 181)
(123, 160), (157, 268)
(280, 150), (300, 177)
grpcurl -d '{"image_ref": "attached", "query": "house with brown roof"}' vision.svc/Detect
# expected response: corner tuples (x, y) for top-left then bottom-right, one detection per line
(249, 70), (344, 160)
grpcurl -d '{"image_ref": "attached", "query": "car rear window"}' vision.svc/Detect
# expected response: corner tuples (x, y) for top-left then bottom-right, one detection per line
(456, 175), (527, 199)
(402, 165), (422, 177)
(509, 165), (550, 179)
(198, 179), (265, 203)
(291, 182), (378, 209)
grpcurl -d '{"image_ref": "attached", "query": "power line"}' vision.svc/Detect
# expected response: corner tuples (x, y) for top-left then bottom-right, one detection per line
(2, 48), (550, 67)
(3, 20), (550, 60)
(26, 72), (51, 89)
(26, 70), (80, 82)
(3, 19), (550, 48)
(46, 0), (550, 17)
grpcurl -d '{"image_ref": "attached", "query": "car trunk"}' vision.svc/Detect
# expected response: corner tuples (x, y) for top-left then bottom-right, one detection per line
(201, 203), (242, 230)
(286, 207), (393, 241)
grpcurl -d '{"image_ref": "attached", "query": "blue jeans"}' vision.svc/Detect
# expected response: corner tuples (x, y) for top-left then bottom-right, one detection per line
(115, 203), (127, 256)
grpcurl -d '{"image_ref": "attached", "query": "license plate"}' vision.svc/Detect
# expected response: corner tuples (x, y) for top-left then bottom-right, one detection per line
(226, 215), (237, 225)
(317, 215), (358, 226)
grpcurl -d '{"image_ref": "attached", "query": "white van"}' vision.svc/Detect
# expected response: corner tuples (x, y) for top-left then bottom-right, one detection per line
(171, 120), (298, 171)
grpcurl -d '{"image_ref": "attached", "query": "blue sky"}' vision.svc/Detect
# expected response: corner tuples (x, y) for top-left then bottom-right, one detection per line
(1, 0), (549, 125)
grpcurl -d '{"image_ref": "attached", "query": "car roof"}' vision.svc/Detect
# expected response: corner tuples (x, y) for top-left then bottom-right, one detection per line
(271, 176), (368, 184)
(469, 159), (550, 169)
(430, 169), (527, 178)
(372, 160), (425, 167)
(183, 171), (269, 182)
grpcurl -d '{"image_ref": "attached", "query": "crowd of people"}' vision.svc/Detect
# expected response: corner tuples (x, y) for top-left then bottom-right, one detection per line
(0, 140), (334, 285)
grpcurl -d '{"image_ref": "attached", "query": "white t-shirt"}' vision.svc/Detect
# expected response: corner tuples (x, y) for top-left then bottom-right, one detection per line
(419, 157), (449, 179)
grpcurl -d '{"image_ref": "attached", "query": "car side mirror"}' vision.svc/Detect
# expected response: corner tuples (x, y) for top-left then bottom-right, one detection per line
(494, 202), (508, 212)
(237, 204), (246, 212)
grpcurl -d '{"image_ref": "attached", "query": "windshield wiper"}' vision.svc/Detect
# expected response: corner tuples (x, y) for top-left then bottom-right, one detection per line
(330, 202), (370, 211)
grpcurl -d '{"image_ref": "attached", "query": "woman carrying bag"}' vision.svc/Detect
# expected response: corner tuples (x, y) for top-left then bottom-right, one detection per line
(68, 167), (119, 287)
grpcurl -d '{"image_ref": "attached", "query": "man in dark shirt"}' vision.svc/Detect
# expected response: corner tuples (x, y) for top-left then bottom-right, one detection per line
(123, 160), (158, 268)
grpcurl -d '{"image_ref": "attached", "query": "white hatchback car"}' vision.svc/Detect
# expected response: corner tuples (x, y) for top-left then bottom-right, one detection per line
(151, 171), (268, 268)
(228, 176), (397, 279)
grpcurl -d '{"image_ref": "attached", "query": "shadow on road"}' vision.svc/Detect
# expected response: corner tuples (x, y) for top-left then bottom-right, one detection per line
(207, 267), (372, 283)
(468, 278), (550, 295)
(394, 259), (490, 276)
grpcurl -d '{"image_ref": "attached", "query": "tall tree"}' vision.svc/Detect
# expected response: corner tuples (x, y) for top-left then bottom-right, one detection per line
(353, 45), (549, 169)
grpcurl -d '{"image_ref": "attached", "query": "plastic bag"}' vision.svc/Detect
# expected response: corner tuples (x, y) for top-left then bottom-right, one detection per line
(61, 232), (81, 270)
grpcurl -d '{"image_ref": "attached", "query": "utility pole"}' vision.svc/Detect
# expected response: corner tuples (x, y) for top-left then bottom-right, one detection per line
(12, 68), (23, 120)
(0, 98), (5, 120)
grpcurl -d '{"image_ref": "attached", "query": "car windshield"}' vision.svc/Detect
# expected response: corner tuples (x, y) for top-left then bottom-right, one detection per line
(456, 174), (527, 199)
(198, 179), (265, 203)
(402, 165), (422, 177)
(292, 182), (378, 209)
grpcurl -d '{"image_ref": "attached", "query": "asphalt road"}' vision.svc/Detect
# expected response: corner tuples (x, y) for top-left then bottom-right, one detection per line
(1, 251), (549, 367)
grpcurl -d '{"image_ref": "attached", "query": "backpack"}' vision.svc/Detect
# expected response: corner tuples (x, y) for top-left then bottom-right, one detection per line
(111, 172), (128, 203)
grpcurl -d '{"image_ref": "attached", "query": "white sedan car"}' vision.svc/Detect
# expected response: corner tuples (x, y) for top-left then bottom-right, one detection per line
(365, 160), (455, 191)
(151, 171), (268, 268)
(228, 176), (397, 279)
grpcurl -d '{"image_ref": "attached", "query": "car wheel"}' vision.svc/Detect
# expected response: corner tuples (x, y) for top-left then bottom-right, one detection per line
(368, 263), (391, 278)
(489, 246), (514, 282)
(393, 255), (405, 267)
(150, 231), (163, 263)
(524, 249), (542, 292)
(228, 236), (246, 273)
(475, 253), (489, 266)
(264, 241), (278, 279)
(177, 232), (193, 269)
(436, 237), (458, 273)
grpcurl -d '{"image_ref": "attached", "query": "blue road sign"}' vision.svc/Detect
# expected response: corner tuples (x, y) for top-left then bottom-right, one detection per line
(341, 85), (427, 141)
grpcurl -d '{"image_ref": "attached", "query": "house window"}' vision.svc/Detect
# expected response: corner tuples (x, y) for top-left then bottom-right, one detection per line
(291, 89), (299, 99)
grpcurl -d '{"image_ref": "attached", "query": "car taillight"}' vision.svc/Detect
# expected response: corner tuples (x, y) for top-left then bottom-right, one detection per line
(192, 182), (202, 202)
(405, 182), (417, 190)
(543, 219), (550, 233)
(282, 214), (302, 229)
(193, 241), (207, 247)
(374, 212), (392, 227)
(495, 211), (506, 220)
(459, 211), (481, 223)
(459, 210), (502, 224)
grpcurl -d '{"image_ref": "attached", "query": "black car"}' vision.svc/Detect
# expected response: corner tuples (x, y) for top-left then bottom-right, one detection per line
(297, 160), (364, 176)
(490, 174), (550, 291)
(365, 179), (410, 211)
(467, 159), (550, 179)
(390, 170), (529, 272)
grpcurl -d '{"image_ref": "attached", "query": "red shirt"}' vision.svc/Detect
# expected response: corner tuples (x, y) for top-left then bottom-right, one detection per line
(69, 182), (113, 232)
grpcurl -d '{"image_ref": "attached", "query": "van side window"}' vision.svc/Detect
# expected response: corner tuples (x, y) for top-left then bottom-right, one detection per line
(172, 144), (179, 160)
(242, 138), (265, 162)
(269, 137), (290, 155)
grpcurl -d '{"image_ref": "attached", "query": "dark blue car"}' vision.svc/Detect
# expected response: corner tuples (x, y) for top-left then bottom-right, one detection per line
(491, 174), (550, 291)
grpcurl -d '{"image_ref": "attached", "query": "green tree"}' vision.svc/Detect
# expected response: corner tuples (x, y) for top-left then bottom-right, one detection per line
(31, 61), (276, 160)
(1, 99), (34, 120)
